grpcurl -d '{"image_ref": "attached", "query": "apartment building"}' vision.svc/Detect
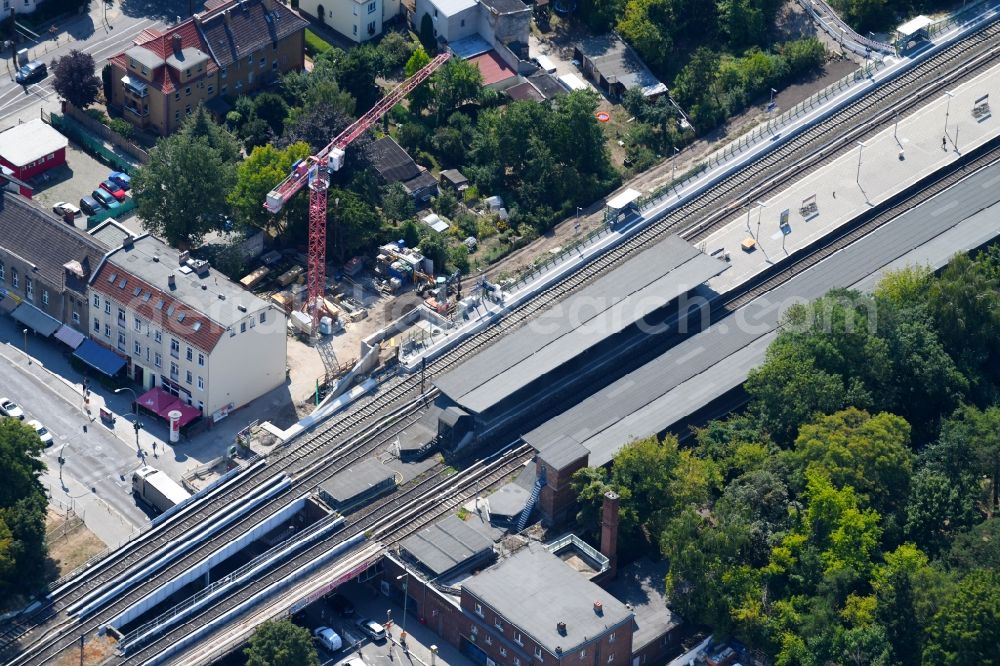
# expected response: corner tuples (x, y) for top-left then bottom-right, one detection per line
(108, 0), (308, 136)
(0, 191), (104, 339)
(88, 234), (287, 420)
(298, 0), (401, 43)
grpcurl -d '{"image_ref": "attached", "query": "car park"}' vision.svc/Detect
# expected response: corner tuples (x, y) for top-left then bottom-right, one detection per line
(326, 593), (355, 616)
(15, 60), (46, 84)
(27, 420), (53, 447)
(108, 171), (131, 190)
(0, 397), (25, 420)
(356, 617), (386, 642)
(91, 188), (121, 209)
(53, 202), (81, 217)
(79, 196), (101, 216)
(99, 179), (127, 202)
(314, 626), (343, 652)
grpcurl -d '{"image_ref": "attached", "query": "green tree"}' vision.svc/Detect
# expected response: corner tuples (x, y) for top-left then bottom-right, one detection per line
(0, 419), (48, 599)
(380, 183), (415, 224)
(405, 46), (433, 113)
(430, 58), (483, 119)
(252, 92), (290, 136)
(418, 13), (436, 53)
(936, 405), (1000, 511)
(132, 113), (237, 247)
(418, 231), (447, 271)
(923, 570), (1000, 665)
(328, 188), (382, 262)
(50, 50), (100, 108)
(789, 408), (913, 516)
(617, 0), (674, 73)
(244, 620), (320, 666)
(228, 142), (312, 236)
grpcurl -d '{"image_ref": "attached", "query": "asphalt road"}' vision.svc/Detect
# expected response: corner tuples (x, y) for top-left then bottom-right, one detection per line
(0, 0), (186, 126)
(0, 333), (150, 544)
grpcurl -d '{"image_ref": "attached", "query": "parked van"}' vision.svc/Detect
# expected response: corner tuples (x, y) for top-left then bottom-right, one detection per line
(532, 54), (557, 73)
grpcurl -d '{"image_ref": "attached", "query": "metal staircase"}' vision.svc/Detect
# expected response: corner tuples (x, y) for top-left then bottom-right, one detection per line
(514, 466), (545, 532)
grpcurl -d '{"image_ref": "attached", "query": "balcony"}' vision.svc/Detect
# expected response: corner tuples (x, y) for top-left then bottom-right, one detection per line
(121, 74), (149, 98)
(125, 103), (149, 118)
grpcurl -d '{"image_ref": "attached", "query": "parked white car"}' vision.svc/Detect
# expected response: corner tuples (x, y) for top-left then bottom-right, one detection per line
(52, 202), (81, 217)
(0, 397), (25, 420)
(27, 419), (53, 447)
(314, 626), (343, 652)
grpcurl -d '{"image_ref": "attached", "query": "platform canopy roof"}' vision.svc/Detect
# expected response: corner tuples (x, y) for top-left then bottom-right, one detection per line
(896, 15), (931, 36)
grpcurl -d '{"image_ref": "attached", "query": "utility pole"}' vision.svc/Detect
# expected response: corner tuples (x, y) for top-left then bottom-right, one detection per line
(22, 327), (29, 364)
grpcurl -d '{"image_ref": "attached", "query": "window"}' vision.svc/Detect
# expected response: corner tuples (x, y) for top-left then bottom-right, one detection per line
(135, 316), (142, 332)
(118, 307), (126, 325)
(134, 340), (142, 355)
(0, 263), (5, 282)
(579, 650), (587, 660)
(186, 346), (193, 362)
(607, 655), (615, 663)
(198, 352), (205, 367)
(197, 63), (202, 72)
(271, 60), (278, 70)
(474, 603), (483, 617)
(154, 352), (162, 368)
(460, 18), (464, 26)
(368, 20), (375, 33)
(484, 635), (492, 646)
(248, 53), (254, 65)
(367, 1), (375, 12)
(186, 104), (192, 115)
(185, 86), (191, 96)
(494, 619), (503, 631)
(72, 312), (80, 324)
(513, 632), (523, 646)
(117, 333), (126, 350)
(470, 624), (478, 635)
(207, 85), (214, 94)
(170, 362), (179, 379)
(259, 55), (265, 68)
(105, 300), (111, 314)
(197, 376), (204, 390)
(609, 632), (615, 643)
(514, 659), (521, 666)
(220, 66), (227, 79)
(170, 338), (180, 357)
(535, 647), (543, 659)
(249, 316), (255, 329)
(185, 370), (192, 384)
(499, 647), (507, 657)
(41, 289), (48, 306)
(93, 318), (100, 333)
(141, 65), (148, 75)
(11, 268), (17, 288)
(24, 277), (32, 300)
(240, 321), (247, 333)
(154, 330), (162, 343)
(353, 25), (357, 35)
(175, 111), (181, 121)
(433, 7), (437, 16)
(260, 311), (267, 324)
(175, 91), (180, 101)
(104, 324), (111, 338)
(185, 68), (190, 77)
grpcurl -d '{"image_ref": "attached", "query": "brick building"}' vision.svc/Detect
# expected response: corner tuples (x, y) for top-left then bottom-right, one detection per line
(108, 0), (307, 136)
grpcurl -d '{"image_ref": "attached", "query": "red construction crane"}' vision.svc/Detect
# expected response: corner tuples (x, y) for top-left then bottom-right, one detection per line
(264, 51), (451, 333)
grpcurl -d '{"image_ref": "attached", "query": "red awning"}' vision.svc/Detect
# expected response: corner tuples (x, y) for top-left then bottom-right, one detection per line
(136, 386), (180, 417)
(171, 402), (202, 427)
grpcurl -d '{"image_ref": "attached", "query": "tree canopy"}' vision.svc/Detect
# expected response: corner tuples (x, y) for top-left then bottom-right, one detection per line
(50, 50), (100, 108)
(0, 418), (48, 602)
(244, 620), (320, 666)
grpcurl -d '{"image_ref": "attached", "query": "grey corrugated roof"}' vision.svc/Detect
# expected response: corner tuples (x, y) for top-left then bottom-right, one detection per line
(367, 137), (421, 183)
(320, 458), (396, 503)
(400, 514), (494, 576)
(485, 483), (528, 518)
(526, 162), (1000, 468)
(479, 0), (529, 13)
(575, 34), (664, 93)
(464, 543), (633, 656)
(435, 236), (727, 414)
(0, 192), (107, 297)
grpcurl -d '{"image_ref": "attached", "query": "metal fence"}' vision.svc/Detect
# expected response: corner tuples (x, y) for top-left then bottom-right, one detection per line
(86, 197), (137, 227)
(45, 110), (134, 173)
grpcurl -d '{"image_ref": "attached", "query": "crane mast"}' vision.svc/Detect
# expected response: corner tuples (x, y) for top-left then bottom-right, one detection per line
(264, 51), (452, 334)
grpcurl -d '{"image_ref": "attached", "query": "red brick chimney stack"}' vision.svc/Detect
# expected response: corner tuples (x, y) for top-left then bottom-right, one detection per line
(600, 490), (620, 579)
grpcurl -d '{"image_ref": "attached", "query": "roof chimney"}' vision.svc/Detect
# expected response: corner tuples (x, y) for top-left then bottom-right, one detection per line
(600, 490), (620, 580)
(178, 250), (190, 265)
(168, 274), (176, 290)
(556, 621), (567, 636)
(593, 601), (603, 615)
(172, 32), (182, 55)
(122, 235), (134, 250)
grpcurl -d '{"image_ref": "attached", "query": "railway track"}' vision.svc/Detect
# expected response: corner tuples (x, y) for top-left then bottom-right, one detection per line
(4, 17), (999, 665)
(121, 443), (534, 665)
(133, 136), (1000, 666)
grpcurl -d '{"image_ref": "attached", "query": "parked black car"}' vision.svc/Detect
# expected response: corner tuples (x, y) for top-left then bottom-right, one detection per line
(79, 195), (101, 216)
(325, 593), (354, 616)
(15, 60), (46, 84)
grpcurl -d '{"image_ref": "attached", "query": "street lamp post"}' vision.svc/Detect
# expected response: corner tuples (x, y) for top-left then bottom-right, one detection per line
(115, 387), (143, 456)
(22, 327), (29, 364)
(396, 569), (410, 647)
(671, 146), (679, 182)
(756, 201), (766, 240)
(856, 141), (866, 183)
(943, 90), (955, 137)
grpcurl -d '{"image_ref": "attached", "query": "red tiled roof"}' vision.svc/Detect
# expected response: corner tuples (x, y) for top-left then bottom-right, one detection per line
(111, 15), (218, 94)
(91, 261), (226, 352)
(468, 51), (516, 86)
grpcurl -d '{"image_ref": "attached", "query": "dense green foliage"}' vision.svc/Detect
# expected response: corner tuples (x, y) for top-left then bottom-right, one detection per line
(0, 419), (49, 601)
(133, 107), (240, 247)
(50, 50), (100, 109)
(244, 620), (320, 666)
(574, 248), (1000, 664)
(829, 0), (950, 33)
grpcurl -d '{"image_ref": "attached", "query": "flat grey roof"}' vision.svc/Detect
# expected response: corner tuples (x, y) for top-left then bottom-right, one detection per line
(485, 483), (529, 518)
(165, 47), (211, 71)
(107, 235), (272, 325)
(575, 34), (665, 95)
(125, 45), (165, 70)
(320, 458), (396, 503)
(601, 558), (679, 651)
(464, 543), (633, 656)
(400, 514), (494, 577)
(435, 236), (727, 414)
(526, 161), (1000, 467)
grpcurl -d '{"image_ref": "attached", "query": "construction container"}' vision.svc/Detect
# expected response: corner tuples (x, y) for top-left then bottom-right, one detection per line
(277, 265), (304, 287)
(271, 291), (294, 312)
(239, 266), (270, 290)
(290, 310), (312, 335)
